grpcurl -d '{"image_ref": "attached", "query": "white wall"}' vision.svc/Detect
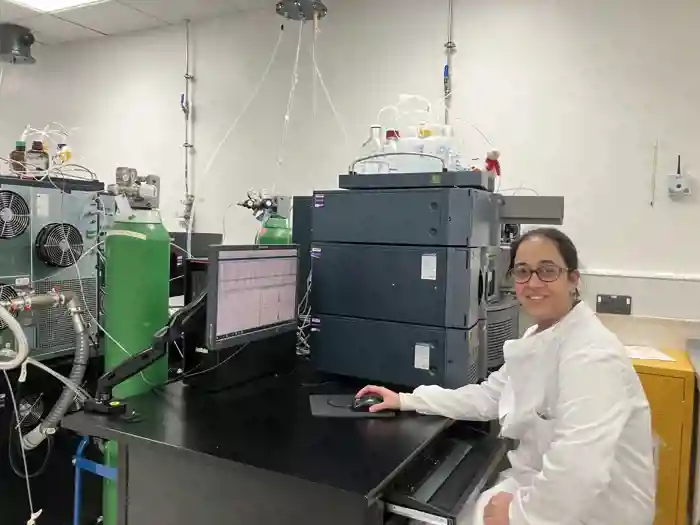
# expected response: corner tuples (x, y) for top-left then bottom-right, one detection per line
(1, 0), (699, 319)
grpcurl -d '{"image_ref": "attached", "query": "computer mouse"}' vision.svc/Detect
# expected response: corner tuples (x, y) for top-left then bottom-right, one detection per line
(352, 394), (383, 412)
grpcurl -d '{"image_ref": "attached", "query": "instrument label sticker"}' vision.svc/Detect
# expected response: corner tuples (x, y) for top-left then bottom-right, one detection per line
(414, 343), (431, 371)
(421, 253), (437, 280)
(35, 193), (49, 218)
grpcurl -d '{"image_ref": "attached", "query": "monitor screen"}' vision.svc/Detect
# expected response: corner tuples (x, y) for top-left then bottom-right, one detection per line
(207, 245), (298, 350)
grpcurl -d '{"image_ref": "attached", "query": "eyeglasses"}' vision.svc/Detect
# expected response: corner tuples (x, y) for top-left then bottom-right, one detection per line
(509, 264), (568, 284)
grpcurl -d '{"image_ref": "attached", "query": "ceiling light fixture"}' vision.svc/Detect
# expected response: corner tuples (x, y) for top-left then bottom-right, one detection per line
(7, 0), (109, 14)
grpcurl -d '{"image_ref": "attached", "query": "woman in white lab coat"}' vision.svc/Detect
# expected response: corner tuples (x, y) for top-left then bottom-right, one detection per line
(357, 228), (656, 525)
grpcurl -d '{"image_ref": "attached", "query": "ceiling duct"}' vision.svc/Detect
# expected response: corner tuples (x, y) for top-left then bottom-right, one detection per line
(0, 23), (36, 64)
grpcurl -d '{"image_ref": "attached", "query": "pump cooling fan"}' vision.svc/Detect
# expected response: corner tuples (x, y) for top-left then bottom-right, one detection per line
(0, 283), (18, 330)
(16, 394), (44, 429)
(0, 190), (30, 239)
(35, 223), (84, 268)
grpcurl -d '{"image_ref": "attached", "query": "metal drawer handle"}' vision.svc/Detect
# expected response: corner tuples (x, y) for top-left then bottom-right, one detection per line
(386, 504), (450, 525)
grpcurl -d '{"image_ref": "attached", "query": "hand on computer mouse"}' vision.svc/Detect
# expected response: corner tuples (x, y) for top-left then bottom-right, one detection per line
(355, 385), (400, 412)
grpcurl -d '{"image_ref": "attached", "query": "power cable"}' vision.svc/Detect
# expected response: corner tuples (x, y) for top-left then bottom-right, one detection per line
(2, 371), (42, 524)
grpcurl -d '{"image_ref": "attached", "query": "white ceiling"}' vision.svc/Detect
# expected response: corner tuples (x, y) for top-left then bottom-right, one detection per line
(0, 0), (265, 44)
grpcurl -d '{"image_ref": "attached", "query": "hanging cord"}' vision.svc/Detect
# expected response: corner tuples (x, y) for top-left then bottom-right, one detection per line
(190, 24), (285, 247)
(312, 11), (319, 117)
(309, 37), (349, 146)
(2, 371), (43, 525)
(296, 267), (313, 356)
(274, 20), (305, 194)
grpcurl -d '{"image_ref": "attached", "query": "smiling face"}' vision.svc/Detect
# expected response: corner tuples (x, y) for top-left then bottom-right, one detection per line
(512, 235), (580, 328)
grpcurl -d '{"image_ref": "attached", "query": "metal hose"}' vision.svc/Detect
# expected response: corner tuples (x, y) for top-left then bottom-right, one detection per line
(22, 292), (89, 451)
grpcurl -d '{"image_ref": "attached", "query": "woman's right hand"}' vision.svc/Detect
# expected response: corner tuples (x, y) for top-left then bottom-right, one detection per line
(355, 385), (401, 412)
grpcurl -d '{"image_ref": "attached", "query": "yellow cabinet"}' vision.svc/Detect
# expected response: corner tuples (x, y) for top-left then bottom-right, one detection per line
(634, 349), (695, 525)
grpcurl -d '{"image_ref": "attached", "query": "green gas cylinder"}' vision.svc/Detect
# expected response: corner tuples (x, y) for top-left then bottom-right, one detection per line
(102, 209), (171, 525)
(256, 214), (292, 245)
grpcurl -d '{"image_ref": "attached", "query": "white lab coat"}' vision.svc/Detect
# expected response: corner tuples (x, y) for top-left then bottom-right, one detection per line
(400, 302), (656, 525)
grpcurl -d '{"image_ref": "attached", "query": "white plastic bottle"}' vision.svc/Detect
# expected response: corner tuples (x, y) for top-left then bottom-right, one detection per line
(406, 123), (442, 173)
(356, 125), (386, 174)
(434, 125), (453, 166)
(438, 125), (465, 171)
(384, 129), (400, 172)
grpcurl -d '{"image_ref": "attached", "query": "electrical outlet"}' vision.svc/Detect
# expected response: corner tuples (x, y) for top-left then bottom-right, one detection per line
(596, 294), (632, 315)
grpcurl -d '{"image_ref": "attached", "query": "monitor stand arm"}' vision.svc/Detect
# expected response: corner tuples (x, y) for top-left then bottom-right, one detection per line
(84, 292), (207, 416)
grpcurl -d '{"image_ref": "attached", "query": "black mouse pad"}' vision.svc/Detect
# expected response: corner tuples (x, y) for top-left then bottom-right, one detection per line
(308, 394), (397, 418)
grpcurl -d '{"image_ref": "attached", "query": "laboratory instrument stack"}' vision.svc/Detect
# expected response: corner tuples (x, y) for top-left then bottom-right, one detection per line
(310, 170), (498, 388)
(309, 109), (564, 386)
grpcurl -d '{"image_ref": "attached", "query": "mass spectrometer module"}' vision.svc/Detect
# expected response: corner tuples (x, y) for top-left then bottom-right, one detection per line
(0, 175), (105, 360)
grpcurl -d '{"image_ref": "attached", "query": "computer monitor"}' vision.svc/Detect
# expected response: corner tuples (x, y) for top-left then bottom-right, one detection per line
(206, 245), (299, 351)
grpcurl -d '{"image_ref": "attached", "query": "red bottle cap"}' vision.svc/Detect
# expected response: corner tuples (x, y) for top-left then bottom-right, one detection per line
(386, 129), (400, 140)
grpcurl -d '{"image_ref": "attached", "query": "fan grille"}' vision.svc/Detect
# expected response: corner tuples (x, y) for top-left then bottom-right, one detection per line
(36, 223), (84, 268)
(466, 359), (479, 385)
(0, 283), (18, 330)
(35, 277), (97, 355)
(17, 394), (44, 429)
(0, 190), (30, 239)
(486, 301), (520, 370)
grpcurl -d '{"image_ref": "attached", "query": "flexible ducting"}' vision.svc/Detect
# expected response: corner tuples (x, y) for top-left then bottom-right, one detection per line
(0, 291), (89, 450)
(22, 292), (88, 450)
